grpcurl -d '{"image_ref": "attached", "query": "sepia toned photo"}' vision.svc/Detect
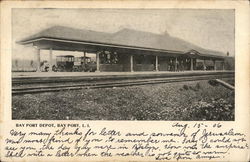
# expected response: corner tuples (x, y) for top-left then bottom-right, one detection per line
(12, 8), (235, 121)
(1, 1), (249, 161)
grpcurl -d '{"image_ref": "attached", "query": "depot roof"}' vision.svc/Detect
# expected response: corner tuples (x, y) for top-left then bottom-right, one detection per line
(18, 26), (226, 59)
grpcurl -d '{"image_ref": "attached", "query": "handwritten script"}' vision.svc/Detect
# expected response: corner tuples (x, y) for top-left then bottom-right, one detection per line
(4, 123), (249, 160)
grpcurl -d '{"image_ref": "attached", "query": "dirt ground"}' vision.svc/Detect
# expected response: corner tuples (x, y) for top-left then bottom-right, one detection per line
(12, 80), (234, 120)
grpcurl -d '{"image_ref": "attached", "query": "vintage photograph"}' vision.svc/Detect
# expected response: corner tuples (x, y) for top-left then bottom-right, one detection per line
(12, 8), (235, 120)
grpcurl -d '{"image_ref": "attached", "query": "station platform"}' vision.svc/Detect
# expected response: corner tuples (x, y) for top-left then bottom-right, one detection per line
(12, 70), (234, 79)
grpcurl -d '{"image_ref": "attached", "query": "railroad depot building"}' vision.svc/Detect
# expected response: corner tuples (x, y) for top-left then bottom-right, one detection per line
(17, 26), (229, 72)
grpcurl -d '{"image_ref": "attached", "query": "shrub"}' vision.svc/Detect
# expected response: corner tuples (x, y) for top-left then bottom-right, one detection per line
(183, 84), (189, 90)
(208, 80), (219, 86)
(187, 98), (234, 121)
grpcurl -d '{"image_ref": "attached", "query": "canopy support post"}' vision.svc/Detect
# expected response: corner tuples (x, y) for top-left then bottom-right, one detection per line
(222, 60), (225, 71)
(203, 59), (206, 71)
(213, 60), (216, 71)
(84, 51), (86, 67)
(49, 48), (53, 72)
(155, 55), (159, 72)
(175, 57), (178, 71)
(96, 52), (100, 72)
(190, 58), (193, 71)
(130, 55), (134, 72)
(36, 48), (41, 72)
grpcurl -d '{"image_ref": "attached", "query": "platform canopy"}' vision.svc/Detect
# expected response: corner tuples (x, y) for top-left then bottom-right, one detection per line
(17, 26), (226, 60)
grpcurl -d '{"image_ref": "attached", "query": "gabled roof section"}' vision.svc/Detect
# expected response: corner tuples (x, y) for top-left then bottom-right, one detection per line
(19, 26), (111, 44)
(18, 26), (226, 57)
(110, 28), (224, 57)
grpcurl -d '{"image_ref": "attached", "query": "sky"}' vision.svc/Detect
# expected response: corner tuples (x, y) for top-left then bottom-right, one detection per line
(12, 8), (235, 60)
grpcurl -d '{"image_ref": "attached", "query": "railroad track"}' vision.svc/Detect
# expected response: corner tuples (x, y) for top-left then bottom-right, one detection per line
(12, 73), (234, 95)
